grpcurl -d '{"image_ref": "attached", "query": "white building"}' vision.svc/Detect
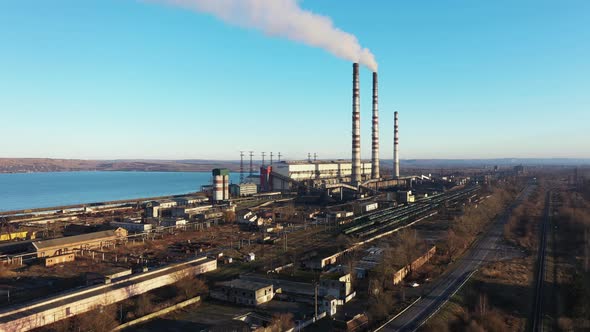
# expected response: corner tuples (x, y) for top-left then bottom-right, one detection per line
(270, 160), (372, 191)
(111, 221), (153, 233)
(274, 160), (372, 182)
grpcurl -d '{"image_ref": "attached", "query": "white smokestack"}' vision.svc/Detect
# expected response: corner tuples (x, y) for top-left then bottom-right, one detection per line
(371, 72), (379, 180)
(155, 0), (378, 71)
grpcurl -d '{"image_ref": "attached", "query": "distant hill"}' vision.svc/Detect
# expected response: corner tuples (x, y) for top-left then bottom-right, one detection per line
(0, 158), (244, 173)
(0, 157), (588, 174)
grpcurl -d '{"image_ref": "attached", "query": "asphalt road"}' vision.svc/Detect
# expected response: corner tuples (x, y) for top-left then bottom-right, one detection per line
(377, 184), (535, 332)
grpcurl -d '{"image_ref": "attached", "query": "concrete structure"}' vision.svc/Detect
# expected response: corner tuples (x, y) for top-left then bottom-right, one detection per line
(322, 296), (339, 317)
(361, 202), (378, 213)
(351, 63), (361, 186)
(32, 228), (128, 258)
(397, 190), (415, 203)
(394, 111), (400, 178)
(172, 196), (208, 206)
(210, 279), (274, 306)
(393, 246), (436, 285)
(246, 252), (255, 262)
(259, 165), (272, 192)
(230, 182), (258, 197)
(155, 200), (177, 209)
(371, 71), (380, 179)
(271, 160), (372, 191)
(320, 273), (354, 302)
(86, 267), (132, 285)
(212, 168), (230, 202)
(0, 257), (217, 332)
(159, 218), (188, 228)
(144, 204), (160, 218)
(111, 221), (152, 233)
(171, 205), (213, 218)
(45, 253), (75, 267)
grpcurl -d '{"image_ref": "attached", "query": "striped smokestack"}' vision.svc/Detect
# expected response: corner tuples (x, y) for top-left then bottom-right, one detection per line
(394, 111), (400, 178)
(371, 72), (380, 179)
(351, 63), (361, 186)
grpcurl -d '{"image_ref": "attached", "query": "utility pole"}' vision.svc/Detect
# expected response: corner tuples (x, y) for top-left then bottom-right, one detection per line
(261, 152), (266, 166)
(239, 151), (245, 183)
(270, 152), (273, 165)
(283, 231), (288, 251)
(278, 152), (282, 162)
(308, 153), (312, 163)
(313, 153), (317, 162)
(249, 151), (254, 176)
(314, 282), (319, 319)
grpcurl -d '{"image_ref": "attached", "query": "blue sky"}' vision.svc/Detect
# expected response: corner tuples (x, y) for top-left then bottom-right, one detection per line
(1, 0), (589, 160)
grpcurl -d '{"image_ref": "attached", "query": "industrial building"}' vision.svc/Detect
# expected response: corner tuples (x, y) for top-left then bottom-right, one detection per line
(268, 160), (372, 191)
(32, 227), (128, 258)
(111, 220), (153, 233)
(211, 279), (274, 306)
(230, 182), (258, 197)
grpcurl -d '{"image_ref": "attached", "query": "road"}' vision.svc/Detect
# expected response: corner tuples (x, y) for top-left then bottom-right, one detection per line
(531, 190), (551, 332)
(376, 184), (535, 332)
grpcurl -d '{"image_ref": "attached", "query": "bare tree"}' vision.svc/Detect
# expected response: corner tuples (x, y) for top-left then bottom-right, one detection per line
(269, 312), (294, 332)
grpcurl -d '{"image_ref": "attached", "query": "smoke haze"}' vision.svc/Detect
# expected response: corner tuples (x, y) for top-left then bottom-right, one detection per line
(155, 0), (378, 71)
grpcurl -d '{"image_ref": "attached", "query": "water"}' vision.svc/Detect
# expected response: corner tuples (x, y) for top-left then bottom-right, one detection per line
(0, 171), (241, 212)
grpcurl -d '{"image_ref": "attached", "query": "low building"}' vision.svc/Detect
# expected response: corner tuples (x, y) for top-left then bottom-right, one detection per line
(45, 253), (75, 267)
(360, 202), (378, 213)
(160, 218), (188, 228)
(156, 199), (178, 208)
(246, 252), (255, 262)
(397, 190), (415, 203)
(32, 228), (128, 258)
(333, 313), (369, 332)
(173, 196), (209, 206)
(144, 204), (161, 218)
(210, 279), (274, 306)
(171, 205), (213, 218)
(316, 211), (354, 224)
(320, 273), (355, 302)
(230, 183), (258, 197)
(86, 267), (132, 285)
(322, 295), (339, 317)
(111, 221), (152, 233)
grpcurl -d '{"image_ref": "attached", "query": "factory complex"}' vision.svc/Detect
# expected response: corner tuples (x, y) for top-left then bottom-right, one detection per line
(0, 63), (520, 332)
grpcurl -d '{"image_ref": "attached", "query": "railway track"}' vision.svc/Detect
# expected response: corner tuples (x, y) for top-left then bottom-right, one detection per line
(342, 186), (480, 237)
(532, 190), (551, 331)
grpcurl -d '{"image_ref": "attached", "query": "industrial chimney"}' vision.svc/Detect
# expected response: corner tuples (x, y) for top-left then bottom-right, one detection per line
(371, 72), (380, 179)
(351, 63), (361, 186)
(394, 111), (400, 178)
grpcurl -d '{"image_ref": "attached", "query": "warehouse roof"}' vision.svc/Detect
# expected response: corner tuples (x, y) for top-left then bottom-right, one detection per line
(32, 228), (124, 250)
(217, 279), (272, 291)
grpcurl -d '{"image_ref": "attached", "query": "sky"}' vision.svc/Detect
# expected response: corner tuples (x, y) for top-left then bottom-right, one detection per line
(1, 0), (589, 160)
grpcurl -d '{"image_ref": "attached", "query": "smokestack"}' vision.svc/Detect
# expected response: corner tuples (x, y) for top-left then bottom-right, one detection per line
(352, 63), (361, 186)
(371, 72), (380, 179)
(394, 111), (400, 178)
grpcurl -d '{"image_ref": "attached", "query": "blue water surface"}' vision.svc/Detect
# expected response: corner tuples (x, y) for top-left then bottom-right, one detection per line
(0, 171), (240, 211)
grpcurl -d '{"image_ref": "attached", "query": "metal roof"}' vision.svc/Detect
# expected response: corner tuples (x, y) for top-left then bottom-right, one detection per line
(32, 229), (120, 250)
(217, 279), (272, 291)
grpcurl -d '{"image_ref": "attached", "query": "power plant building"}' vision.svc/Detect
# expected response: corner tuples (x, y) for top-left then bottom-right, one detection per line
(270, 160), (372, 191)
(230, 182), (258, 197)
(212, 168), (230, 202)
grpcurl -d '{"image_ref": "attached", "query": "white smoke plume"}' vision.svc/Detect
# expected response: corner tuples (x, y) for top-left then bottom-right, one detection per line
(154, 0), (378, 71)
